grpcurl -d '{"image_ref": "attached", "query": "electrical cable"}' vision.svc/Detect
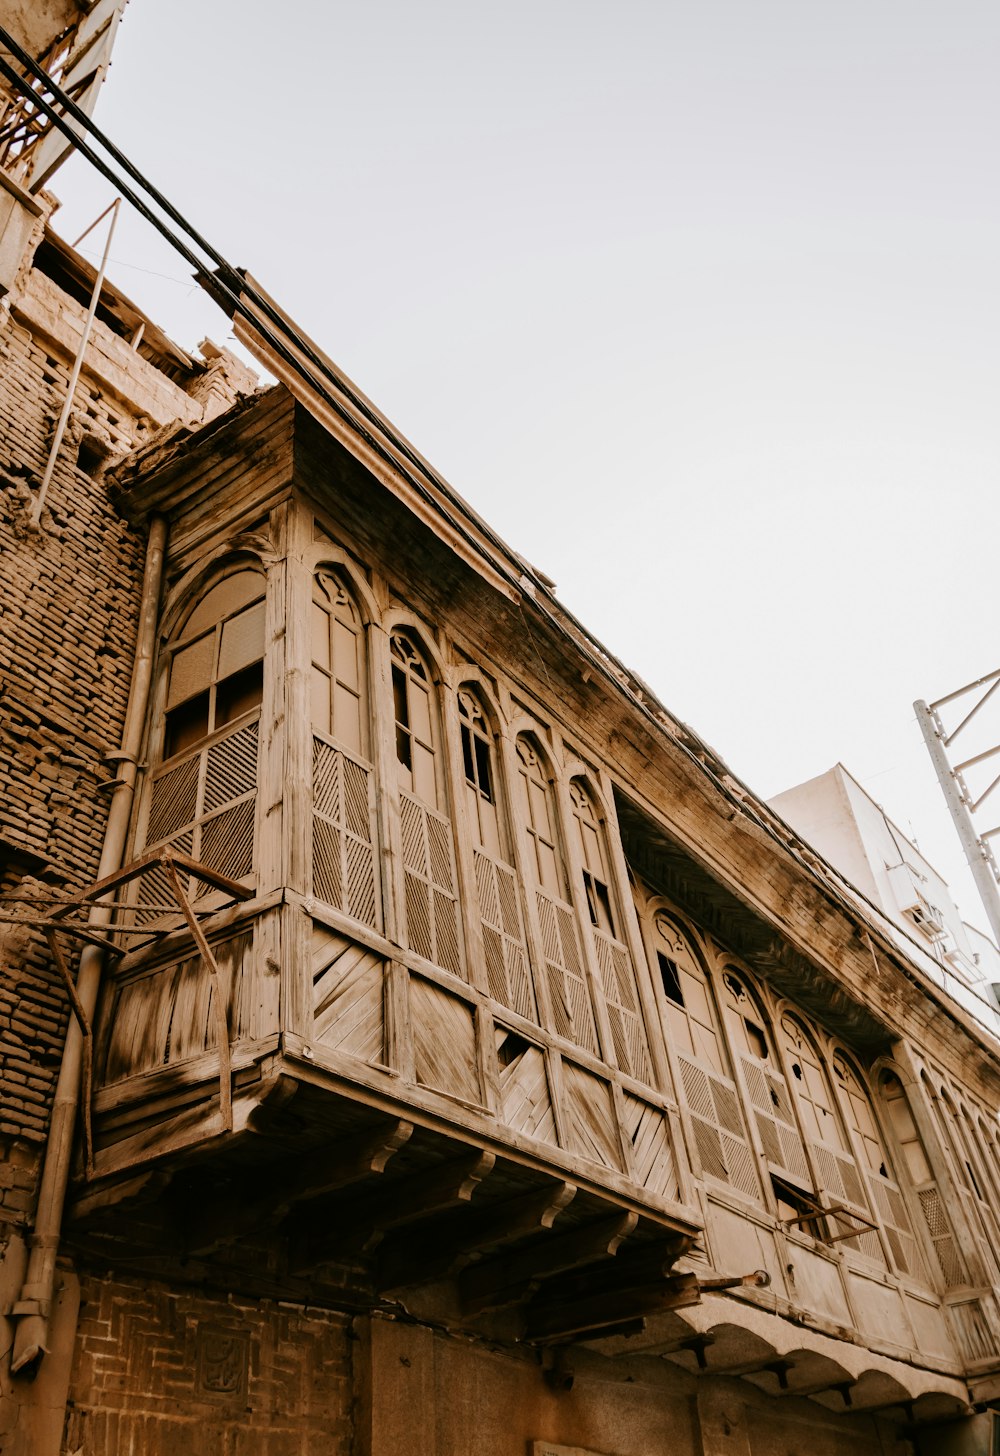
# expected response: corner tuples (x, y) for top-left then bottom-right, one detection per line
(1, 31), (996, 1050)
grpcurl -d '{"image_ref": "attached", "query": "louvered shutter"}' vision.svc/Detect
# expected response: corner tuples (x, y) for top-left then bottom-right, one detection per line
(474, 849), (535, 1021)
(677, 1053), (759, 1198)
(740, 1054), (812, 1186)
(400, 792), (463, 976)
(591, 926), (652, 1084)
(311, 737), (380, 929)
(535, 888), (598, 1054)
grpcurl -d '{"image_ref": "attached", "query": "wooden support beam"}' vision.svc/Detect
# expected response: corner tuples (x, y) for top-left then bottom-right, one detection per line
(290, 1149), (497, 1267)
(377, 1181), (577, 1293)
(524, 1270), (701, 1344)
(459, 1211), (637, 1316)
(182, 1119), (413, 1256)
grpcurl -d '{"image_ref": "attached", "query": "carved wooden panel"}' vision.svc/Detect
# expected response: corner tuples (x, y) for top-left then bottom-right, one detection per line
(562, 1061), (622, 1171)
(311, 924), (384, 1064)
(100, 933), (252, 1085)
(494, 1030), (557, 1146)
(410, 977), (480, 1104)
(622, 1092), (677, 1201)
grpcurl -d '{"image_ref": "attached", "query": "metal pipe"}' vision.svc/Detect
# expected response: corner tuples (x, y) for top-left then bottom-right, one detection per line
(30, 197), (120, 528)
(11, 514), (168, 1376)
(914, 699), (1000, 953)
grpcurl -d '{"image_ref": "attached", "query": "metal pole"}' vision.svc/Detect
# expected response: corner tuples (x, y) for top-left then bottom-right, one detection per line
(914, 699), (1000, 949)
(30, 197), (121, 527)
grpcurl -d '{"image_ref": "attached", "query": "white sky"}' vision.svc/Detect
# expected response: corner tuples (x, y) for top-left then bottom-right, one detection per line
(47, 0), (1000, 938)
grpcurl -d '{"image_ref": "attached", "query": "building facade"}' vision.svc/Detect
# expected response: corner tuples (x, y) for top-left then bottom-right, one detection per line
(3, 9), (1000, 1456)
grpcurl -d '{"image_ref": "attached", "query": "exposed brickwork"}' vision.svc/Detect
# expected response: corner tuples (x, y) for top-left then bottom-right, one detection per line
(0, 1135), (39, 1228)
(65, 1271), (353, 1456)
(0, 249), (257, 1159)
(0, 304), (146, 1156)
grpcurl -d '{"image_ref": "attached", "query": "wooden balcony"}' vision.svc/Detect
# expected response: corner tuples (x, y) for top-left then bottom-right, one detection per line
(54, 852), (702, 1340)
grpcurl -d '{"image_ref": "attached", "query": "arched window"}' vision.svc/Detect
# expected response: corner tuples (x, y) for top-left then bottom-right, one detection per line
(515, 737), (596, 1053)
(163, 569), (265, 761)
(309, 570), (379, 930)
(720, 972), (812, 1201)
(390, 632), (462, 977)
(391, 632), (439, 809)
(140, 567), (264, 908)
(458, 690), (502, 859)
(311, 569), (366, 757)
(778, 1017), (882, 1262)
(882, 1072), (966, 1289)
(458, 688), (534, 1021)
(654, 915), (760, 1200)
(833, 1053), (922, 1274)
(937, 1088), (1000, 1283)
(569, 780), (652, 1084)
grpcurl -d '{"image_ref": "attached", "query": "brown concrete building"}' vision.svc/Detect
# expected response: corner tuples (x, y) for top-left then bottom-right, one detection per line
(3, 8), (1000, 1455)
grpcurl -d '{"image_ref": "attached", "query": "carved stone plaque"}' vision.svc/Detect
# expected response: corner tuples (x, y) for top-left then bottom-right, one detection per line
(195, 1325), (249, 1400)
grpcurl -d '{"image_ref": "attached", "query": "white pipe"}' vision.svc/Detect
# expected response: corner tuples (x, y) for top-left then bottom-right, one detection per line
(11, 513), (168, 1375)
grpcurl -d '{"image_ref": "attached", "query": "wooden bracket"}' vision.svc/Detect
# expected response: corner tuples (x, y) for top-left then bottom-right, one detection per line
(378, 1181), (577, 1293)
(524, 1269), (701, 1345)
(460, 1211), (638, 1315)
(289, 1148), (496, 1268)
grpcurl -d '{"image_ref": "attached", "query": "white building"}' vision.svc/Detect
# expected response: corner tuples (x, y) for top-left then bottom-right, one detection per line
(769, 763), (1000, 1035)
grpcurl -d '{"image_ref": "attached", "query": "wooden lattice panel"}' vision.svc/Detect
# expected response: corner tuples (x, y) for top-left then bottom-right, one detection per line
(311, 738), (379, 929)
(678, 1053), (759, 1199)
(311, 925), (385, 1065)
(536, 890), (597, 1053)
(592, 926), (652, 1084)
(474, 850), (536, 1021)
(741, 1055), (811, 1184)
(400, 793), (462, 976)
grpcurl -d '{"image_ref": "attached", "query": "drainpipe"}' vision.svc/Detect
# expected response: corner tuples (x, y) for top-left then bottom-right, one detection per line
(11, 512), (168, 1375)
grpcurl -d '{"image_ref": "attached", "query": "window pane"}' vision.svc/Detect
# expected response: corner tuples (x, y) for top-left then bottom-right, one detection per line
(311, 603), (330, 670)
(164, 691), (209, 758)
(311, 668), (331, 735)
(392, 665), (409, 729)
(474, 736), (493, 801)
(333, 619), (360, 691)
(219, 600), (266, 679)
(528, 778), (550, 838)
(409, 679), (433, 745)
(185, 571), (263, 635)
(538, 840), (559, 896)
(216, 661), (263, 727)
(333, 682), (362, 756)
(412, 742), (436, 806)
(167, 632), (214, 708)
(461, 723), (476, 784)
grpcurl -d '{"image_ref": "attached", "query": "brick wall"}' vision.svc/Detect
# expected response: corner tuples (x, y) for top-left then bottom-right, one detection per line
(0, 306), (146, 1162)
(65, 1271), (353, 1456)
(0, 247), (256, 1178)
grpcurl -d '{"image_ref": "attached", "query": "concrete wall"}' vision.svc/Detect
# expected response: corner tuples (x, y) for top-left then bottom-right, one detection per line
(356, 1314), (912, 1456)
